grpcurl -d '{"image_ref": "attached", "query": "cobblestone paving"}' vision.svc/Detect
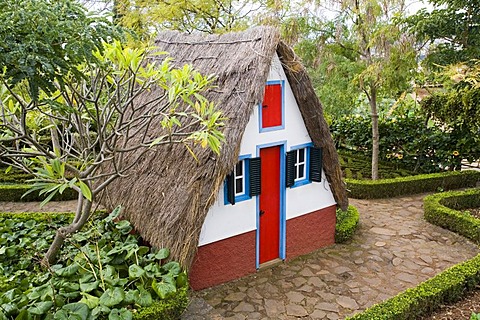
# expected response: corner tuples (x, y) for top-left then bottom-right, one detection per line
(182, 194), (480, 319)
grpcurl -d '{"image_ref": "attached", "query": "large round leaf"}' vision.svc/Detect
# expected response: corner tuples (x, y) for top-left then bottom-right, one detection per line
(99, 288), (125, 307)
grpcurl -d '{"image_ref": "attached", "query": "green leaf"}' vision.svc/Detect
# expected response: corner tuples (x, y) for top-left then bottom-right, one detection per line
(58, 303), (89, 320)
(151, 279), (176, 299)
(108, 308), (132, 320)
(28, 301), (54, 315)
(162, 261), (181, 276)
(78, 180), (92, 201)
(176, 271), (188, 288)
(54, 263), (79, 277)
(99, 288), (125, 307)
(154, 248), (170, 260)
(128, 264), (145, 279)
(79, 293), (100, 309)
(79, 281), (99, 293)
(124, 290), (139, 305)
(136, 286), (153, 307)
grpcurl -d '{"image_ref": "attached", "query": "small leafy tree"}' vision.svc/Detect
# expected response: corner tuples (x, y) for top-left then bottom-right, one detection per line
(0, 41), (224, 265)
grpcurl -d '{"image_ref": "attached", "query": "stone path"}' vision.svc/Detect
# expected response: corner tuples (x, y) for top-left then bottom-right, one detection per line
(182, 194), (480, 319)
(0, 200), (78, 212)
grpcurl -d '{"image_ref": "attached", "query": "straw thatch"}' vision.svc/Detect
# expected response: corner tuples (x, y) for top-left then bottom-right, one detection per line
(102, 27), (348, 269)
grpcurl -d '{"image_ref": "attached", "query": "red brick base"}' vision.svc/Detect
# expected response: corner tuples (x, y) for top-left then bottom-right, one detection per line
(189, 205), (336, 290)
(286, 204), (336, 260)
(189, 230), (256, 290)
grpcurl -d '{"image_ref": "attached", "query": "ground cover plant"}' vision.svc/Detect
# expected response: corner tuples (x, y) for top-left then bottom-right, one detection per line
(0, 208), (188, 319)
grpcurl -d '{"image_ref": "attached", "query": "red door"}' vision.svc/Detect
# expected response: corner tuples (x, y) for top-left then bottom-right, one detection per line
(261, 84), (283, 128)
(259, 146), (281, 264)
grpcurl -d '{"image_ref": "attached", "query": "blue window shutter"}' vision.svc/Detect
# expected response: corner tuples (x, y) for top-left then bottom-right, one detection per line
(309, 147), (322, 182)
(286, 150), (295, 187)
(249, 157), (261, 197)
(226, 172), (235, 205)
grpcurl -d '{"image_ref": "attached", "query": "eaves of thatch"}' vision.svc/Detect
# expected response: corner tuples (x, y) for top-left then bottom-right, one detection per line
(102, 27), (348, 269)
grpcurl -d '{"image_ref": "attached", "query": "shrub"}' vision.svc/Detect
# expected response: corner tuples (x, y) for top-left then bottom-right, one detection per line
(346, 253), (480, 319)
(0, 184), (77, 201)
(347, 170), (480, 199)
(335, 205), (360, 243)
(424, 188), (480, 244)
(0, 208), (189, 319)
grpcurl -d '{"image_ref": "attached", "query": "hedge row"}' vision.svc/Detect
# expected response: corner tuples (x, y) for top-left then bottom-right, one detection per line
(347, 188), (480, 319)
(346, 170), (480, 199)
(0, 211), (189, 320)
(0, 184), (77, 201)
(335, 205), (359, 243)
(424, 188), (480, 244)
(346, 253), (480, 319)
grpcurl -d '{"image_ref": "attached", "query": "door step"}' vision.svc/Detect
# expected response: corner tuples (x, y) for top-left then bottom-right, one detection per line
(258, 258), (283, 270)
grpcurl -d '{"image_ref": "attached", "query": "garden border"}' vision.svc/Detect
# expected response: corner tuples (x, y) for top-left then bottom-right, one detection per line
(335, 205), (359, 243)
(346, 170), (480, 199)
(346, 188), (480, 319)
(0, 184), (77, 202)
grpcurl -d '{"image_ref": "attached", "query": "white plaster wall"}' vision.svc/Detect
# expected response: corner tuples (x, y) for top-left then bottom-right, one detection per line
(198, 54), (336, 246)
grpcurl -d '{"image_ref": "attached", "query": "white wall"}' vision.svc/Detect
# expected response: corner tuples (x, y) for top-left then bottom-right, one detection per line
(198, 54), (336, 246)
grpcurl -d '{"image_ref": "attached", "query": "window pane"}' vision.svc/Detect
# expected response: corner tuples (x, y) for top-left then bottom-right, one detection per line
(235, 161), (243, 176)
(235, 178), (243, 194)
(298, 164), (305, 179)
(298, 148), (305, 163)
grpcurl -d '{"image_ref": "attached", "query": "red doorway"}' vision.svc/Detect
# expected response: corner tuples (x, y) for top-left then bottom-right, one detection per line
(259, 146), (281, 264)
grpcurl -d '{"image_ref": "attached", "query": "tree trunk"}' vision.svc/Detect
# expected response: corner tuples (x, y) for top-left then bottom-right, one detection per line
(370, 87), (380, 180)
(42, 198), (93, 266)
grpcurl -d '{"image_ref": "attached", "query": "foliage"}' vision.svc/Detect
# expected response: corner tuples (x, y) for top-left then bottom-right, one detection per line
(404, 0), (480, 68)
(0, 38), (225, 264)
(331, 110), (480, 173)
(335, 205), (359, 243)
(346, 171), (480, 199)
(132, 288), (188, 320)
(115, 0), (287, 36)
(338, 151), (416, 180)
(0, 208), (189, 319)
(0, 184), (77, 202)
(424, 188), (480, 244)
(421, 61), (480, 138)
(0, 0), (121, 100)
(346, 253), (480, 319)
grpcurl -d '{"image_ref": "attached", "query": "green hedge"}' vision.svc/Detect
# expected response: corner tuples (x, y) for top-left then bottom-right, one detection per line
(0, 184), (77, 201)
(335, 205), (359, 243)
(346, 170), (480, 199)
(133, 287), (189, 320)
(346, 253), (480, 319)
(424, 188), (480, 244)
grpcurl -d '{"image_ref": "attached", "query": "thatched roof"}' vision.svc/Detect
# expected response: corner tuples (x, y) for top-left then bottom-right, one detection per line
(102, 27), (348, 269)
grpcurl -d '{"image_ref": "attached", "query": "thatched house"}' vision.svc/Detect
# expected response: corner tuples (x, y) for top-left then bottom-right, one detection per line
(103, 26), (348, 290)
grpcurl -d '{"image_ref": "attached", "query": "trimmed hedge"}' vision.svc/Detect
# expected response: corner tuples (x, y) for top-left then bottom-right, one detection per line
(424, 188), (480, 244)
(346, 253), (480, 319)
(133, 287), (189, 320)
(335, 205), (359, 243)
(0, 184), (77, 201)
(347, 188), (480, 319)
(346, 170), (480, 199)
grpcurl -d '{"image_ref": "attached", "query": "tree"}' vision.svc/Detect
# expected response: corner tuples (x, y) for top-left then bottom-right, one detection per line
(290, 0), (416, 179)
(405, 0), (480, 68)
(0, 0), (120, 100)
(0, 40), (224, 265)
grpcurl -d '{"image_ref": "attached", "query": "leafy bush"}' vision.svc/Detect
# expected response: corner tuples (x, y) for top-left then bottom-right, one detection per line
(0, 184), (77, 202)
(347, 170), (480, 199)
(346, 253), (480, 320)
(0, 208), (188, 319)
(331, 113), (480, 173)
(424, 188), (480, 244)
(335, 205), (359, 243)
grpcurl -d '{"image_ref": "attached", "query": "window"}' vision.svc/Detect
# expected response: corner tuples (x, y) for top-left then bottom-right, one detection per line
(286, 145), (323, 188)
(234, 160), (245, 196)
(294, 148), (306, 181)
(259, 81), (285, 132)
(225, 156), (261, 205)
